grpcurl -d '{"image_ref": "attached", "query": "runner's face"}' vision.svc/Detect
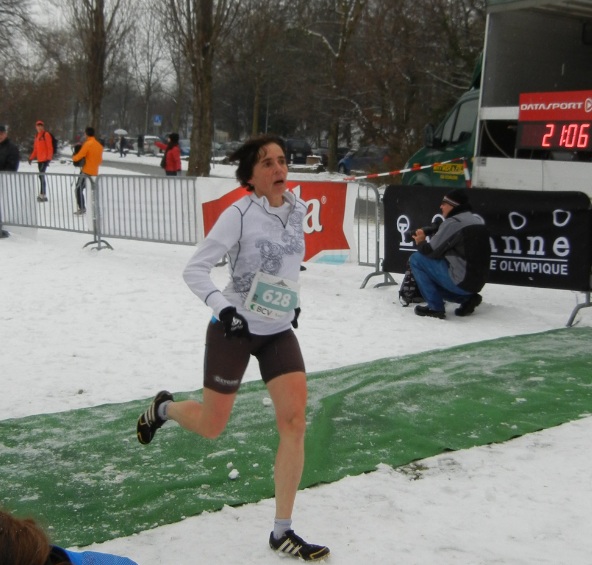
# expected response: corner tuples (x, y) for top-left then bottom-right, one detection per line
(249, 143), (288, 206)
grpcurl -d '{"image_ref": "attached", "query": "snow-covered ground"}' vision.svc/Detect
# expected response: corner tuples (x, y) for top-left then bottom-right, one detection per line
(2, 156), (592, 564)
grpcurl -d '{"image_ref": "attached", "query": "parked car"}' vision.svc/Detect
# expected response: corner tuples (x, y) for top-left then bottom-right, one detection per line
(284, 138), (312, 164)
(219, 140), (243, 162)
(134, 135), (162, 156)
(164, 138), (221, 158)
(211, 141), (223, 158)
(222, 140), (242, 154)
(337, 145), (392, 174)
(179, 138), (190, 157)
(311, 145), (350, 167)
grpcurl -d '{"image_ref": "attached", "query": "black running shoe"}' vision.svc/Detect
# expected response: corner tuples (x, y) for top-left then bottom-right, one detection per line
(136, 390), (173, 444)
(414, 304), (446, 319)
(269, 530), (330, 561)
(455, 293), (482, 317)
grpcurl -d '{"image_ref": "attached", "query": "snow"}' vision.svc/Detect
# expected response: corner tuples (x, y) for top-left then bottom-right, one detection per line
(2, 153), (592, 564)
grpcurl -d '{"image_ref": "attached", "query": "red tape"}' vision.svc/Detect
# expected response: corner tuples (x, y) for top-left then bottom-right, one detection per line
(340, 156), (470, 182)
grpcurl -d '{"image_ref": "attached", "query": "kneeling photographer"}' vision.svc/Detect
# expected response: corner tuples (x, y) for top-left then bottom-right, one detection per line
(409, 188), (490, 319)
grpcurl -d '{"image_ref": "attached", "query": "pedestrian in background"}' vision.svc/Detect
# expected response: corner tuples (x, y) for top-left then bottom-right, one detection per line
(28, 120), (54, 202)
(155, 133), (182, 176)
(0, 124), (20, 172)
(72, 127), (104, 215)
(119, 135), (127, 158)
(0, 124), (19, 238)
(137, 134), (144, 156)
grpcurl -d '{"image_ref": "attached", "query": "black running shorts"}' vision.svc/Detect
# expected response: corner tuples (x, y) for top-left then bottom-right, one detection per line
(203, 319), (306, 394)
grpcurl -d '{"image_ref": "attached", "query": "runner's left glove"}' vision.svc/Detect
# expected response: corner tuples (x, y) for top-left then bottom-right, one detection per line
(219, 306), (251, 340)
(291, 307), (301, 329)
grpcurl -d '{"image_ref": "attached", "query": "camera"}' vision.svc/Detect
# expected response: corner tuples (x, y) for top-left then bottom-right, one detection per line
(404, 218), (442, 243)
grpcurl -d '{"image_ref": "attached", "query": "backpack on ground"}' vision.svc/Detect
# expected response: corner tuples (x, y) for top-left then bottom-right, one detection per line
(399, 257), (424, 307)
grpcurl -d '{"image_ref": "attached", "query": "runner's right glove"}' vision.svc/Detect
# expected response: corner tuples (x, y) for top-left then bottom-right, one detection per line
(219, 307), (251, 340)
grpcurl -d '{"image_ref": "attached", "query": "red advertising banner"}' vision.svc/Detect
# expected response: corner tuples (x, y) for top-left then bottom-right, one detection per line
(201, 180), (356, 263)
(519, 90), (592, 122)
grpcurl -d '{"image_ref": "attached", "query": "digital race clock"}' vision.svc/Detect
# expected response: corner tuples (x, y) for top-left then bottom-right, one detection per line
(517, 90), (592, 152)
(518, 121), (591, 150)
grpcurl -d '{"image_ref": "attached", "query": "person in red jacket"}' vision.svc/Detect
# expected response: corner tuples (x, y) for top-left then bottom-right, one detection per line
(28, 120), (54, 202)
(155, 132), (182, 176)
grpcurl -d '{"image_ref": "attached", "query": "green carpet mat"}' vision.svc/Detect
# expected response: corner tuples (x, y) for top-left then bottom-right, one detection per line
(2, 327), (591, 547)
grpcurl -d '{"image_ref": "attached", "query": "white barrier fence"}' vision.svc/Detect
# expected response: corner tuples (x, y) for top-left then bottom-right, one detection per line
(0, 172), (394, 286)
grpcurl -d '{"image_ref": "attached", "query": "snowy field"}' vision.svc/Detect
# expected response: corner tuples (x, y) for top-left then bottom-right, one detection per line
(2, 155), (592, 564)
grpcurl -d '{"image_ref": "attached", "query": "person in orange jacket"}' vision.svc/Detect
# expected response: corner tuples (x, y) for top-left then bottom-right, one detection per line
(155, 132), (182, 176)
(28, 120), (54, 202)
(72, 126), (104, 215)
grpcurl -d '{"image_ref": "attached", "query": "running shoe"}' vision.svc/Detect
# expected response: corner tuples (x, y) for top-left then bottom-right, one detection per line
(269, 530), (330, 561)
(136, 390), (173, 444)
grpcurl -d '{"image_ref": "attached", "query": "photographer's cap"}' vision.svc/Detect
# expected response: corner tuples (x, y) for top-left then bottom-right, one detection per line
(442, 188), (469, 207)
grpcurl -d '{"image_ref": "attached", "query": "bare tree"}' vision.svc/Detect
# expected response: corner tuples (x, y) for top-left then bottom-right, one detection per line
(340, 0), (485, 164)
(131, 1), (169, 134)
(349, 0), (430, 160)
(0, 0), (31, 58)
(32, 23), (90, 141)
(62, 0), (137, 131)
(289, 0), (367, 170)
(165, 42), (192, 135)
(3, 9), (80, 144)
(209, 0), (291, 139)
(3, 0), (486, 165)
(165, 0), (239, 176)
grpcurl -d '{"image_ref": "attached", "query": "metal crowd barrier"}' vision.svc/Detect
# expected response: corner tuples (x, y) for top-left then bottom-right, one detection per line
(0, 172), (91, 234)
(356, 181), (396, 288)
(0, 172), (200, 250)
(97, 175), (198, 245)
(1, 173), (390, 281)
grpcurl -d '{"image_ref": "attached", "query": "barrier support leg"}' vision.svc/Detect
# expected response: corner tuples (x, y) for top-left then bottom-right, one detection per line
(360, 269), (397, 289)
(566, 291), (591, 327)
(83, 179), (113, 251)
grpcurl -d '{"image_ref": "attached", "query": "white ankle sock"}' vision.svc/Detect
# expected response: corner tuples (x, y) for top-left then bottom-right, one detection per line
(157, 400), (171, 420)
(273, 518), (292, 540)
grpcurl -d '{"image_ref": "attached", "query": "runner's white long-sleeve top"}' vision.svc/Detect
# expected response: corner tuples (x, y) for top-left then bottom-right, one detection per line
(183, 191), (306, 335)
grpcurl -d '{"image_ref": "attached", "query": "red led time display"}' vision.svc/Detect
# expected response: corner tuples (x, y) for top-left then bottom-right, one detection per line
(517, 90), (592, 151)
(518, 121), (592, 150)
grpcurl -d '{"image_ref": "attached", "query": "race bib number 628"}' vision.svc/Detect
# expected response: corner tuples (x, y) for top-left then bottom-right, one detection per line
(244, 271), (300, 319)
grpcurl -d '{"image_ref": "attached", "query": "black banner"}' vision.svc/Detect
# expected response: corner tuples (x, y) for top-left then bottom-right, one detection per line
(383, 186), (592, 291)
